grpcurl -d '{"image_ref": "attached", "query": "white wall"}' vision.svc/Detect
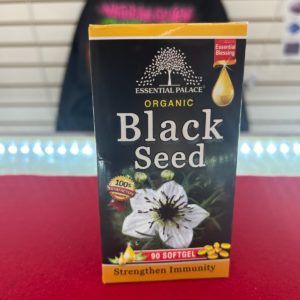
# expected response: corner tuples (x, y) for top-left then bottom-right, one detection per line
(0, 0), (299, 134)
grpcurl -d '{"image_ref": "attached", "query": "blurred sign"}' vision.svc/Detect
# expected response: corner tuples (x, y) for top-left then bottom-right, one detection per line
(283, 0), (300, 59)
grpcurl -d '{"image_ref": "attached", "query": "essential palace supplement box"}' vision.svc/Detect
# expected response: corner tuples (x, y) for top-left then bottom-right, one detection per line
(89, 23), (248, 283)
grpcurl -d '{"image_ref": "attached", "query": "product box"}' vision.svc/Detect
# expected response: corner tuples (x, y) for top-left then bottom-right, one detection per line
(89, 23), (247, 283)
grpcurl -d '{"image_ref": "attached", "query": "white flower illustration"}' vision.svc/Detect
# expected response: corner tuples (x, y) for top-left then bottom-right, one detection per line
(122, 181), (209, 249)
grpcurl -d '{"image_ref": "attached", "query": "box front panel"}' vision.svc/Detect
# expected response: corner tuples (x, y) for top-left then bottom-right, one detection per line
(90, 32), (246, 283)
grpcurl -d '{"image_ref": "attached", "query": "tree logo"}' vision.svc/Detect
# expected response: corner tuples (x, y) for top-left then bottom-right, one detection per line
(137, 47), (201, 87)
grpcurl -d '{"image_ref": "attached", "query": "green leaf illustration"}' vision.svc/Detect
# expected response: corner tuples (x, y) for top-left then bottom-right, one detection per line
(135, 252), (147, 261)
(108, 256), (119, 264)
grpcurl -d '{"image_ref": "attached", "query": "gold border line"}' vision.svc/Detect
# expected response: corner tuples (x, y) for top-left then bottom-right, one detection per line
(89, 23), (248, 39)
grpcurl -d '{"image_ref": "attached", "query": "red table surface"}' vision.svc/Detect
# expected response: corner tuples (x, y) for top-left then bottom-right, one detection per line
(0, 176), (300, 300)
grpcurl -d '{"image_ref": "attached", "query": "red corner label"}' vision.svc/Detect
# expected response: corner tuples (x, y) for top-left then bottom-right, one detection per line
(214, 39), (237, 66)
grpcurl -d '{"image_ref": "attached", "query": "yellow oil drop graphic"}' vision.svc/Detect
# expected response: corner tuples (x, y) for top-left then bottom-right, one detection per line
(212, 66), (234, 107)
(123, 243), (135, 263)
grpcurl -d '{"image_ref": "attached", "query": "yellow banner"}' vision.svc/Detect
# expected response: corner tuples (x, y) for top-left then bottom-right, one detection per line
(89, 23), (248, 39)
(102, 259), (230, 283)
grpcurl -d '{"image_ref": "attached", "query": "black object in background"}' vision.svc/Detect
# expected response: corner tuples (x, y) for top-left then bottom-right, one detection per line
(56, 0), (248, 131)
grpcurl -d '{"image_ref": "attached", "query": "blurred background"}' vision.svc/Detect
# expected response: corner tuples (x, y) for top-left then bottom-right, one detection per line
(0, 0), (299, 136)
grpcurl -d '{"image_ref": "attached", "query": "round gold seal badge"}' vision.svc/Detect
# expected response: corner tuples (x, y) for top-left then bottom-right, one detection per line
(107, 176), (136, 202)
